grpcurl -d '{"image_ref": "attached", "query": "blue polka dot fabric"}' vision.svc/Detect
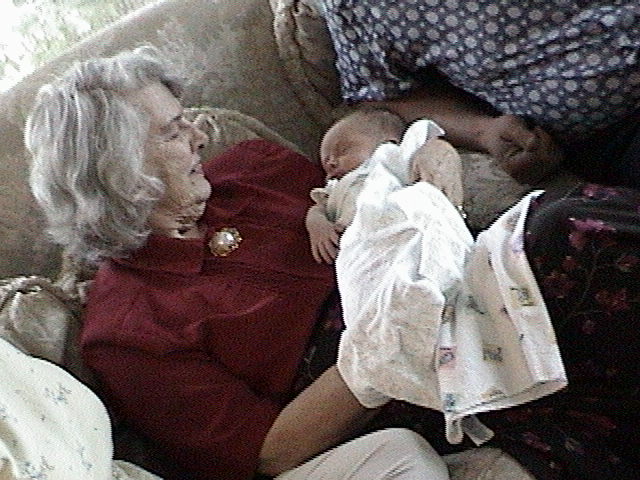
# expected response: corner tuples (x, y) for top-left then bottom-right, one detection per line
(323, 0), (640, 140)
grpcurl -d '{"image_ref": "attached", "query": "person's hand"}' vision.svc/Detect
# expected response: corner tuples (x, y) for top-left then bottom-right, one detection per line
(479, 115), (564, 185)
(306, 206), (340, 264)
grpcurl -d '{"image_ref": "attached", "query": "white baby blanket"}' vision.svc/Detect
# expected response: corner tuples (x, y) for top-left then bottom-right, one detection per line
(310, 119), (445, 231)
(336, 131), (567, 445)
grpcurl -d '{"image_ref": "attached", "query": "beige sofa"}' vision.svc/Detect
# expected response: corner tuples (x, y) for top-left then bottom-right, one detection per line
(1, 0), (579, 477)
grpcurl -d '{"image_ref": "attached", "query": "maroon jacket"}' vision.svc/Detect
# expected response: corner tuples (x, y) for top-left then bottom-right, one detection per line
(81, 140), (335, 479)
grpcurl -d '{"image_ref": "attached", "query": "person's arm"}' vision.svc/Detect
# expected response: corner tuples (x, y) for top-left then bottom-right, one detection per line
(306, 204), (340, 264)
(365, 80), (564, 185)
(367, 81), (493, 152)
(411, 137), (464, 208)
(258, 365), (377, 476)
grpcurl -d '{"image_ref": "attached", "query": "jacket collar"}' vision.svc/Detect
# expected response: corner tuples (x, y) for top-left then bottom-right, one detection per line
(113, 233), (206, 274)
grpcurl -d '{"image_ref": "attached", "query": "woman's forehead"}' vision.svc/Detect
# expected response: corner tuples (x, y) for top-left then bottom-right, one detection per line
(124, 82), (182, 129)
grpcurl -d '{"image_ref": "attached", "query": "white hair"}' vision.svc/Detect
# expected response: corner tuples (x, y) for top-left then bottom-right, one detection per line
(25, 46), (184, 264)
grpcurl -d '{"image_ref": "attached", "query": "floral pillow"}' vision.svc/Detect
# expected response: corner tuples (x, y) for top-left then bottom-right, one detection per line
(0, 336), (159, 479)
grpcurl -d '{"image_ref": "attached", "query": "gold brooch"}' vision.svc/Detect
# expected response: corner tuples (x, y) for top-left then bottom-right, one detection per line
(209, 227), (242, 257)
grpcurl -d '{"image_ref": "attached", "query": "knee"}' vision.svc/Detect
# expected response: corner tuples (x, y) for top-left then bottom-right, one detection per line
(527, 185), (640, 240)
(370, 428), (428, 448)
(369, 428), (449, 478)
(368, 428), (441, 463)
(527, 195), (579, 234)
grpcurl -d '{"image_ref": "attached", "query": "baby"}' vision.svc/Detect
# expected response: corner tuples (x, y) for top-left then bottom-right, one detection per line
(306, 107), (464, 263)
(325, 109), (566, 445)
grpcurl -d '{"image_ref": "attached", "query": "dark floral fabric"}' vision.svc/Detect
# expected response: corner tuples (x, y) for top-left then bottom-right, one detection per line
(293, 183), (640, 480)
(481, 183), (640, 480)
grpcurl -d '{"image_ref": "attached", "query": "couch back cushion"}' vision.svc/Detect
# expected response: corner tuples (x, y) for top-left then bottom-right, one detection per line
(0, 0), (328, 279)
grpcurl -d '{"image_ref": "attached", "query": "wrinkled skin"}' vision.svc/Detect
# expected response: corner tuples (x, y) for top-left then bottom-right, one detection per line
(126, 83), (210, 238)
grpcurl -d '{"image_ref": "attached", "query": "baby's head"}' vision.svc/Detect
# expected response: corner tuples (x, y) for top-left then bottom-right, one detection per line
(320, 107), (405, 179)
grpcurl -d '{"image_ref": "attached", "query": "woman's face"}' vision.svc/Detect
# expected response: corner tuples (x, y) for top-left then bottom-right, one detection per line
(126, 83), (211, 236)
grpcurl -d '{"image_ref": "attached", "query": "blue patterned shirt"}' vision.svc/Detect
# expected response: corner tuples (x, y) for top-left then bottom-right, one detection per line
(323, 0), (640, 140)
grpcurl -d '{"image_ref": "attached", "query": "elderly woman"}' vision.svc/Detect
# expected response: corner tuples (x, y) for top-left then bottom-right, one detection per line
(25, 47), (640, 480)
(24, 47), (448, 480)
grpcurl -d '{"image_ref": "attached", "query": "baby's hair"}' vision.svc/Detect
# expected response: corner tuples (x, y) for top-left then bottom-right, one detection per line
(339, 106), (406, 141)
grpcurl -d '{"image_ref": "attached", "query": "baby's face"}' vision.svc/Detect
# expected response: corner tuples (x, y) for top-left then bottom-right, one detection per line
(319, 118), (381, 179)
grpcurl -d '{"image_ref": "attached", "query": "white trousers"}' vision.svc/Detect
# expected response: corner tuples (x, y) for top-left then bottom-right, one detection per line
(275, 428), (450, 480)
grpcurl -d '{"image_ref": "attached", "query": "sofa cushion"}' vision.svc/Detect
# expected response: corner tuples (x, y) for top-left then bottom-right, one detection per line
(184, 107), (304, 162)
(0, 276), (93, 385)
(271, 0), (343, 129)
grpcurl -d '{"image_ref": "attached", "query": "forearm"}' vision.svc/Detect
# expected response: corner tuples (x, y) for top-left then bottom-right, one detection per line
(258, 365), (377, 476)
(363, 80), (497, 153)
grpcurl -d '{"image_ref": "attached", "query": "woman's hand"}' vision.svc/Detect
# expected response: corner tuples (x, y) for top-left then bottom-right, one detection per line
(306, 206), (340, 264)
(479, 114), (564, 185)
